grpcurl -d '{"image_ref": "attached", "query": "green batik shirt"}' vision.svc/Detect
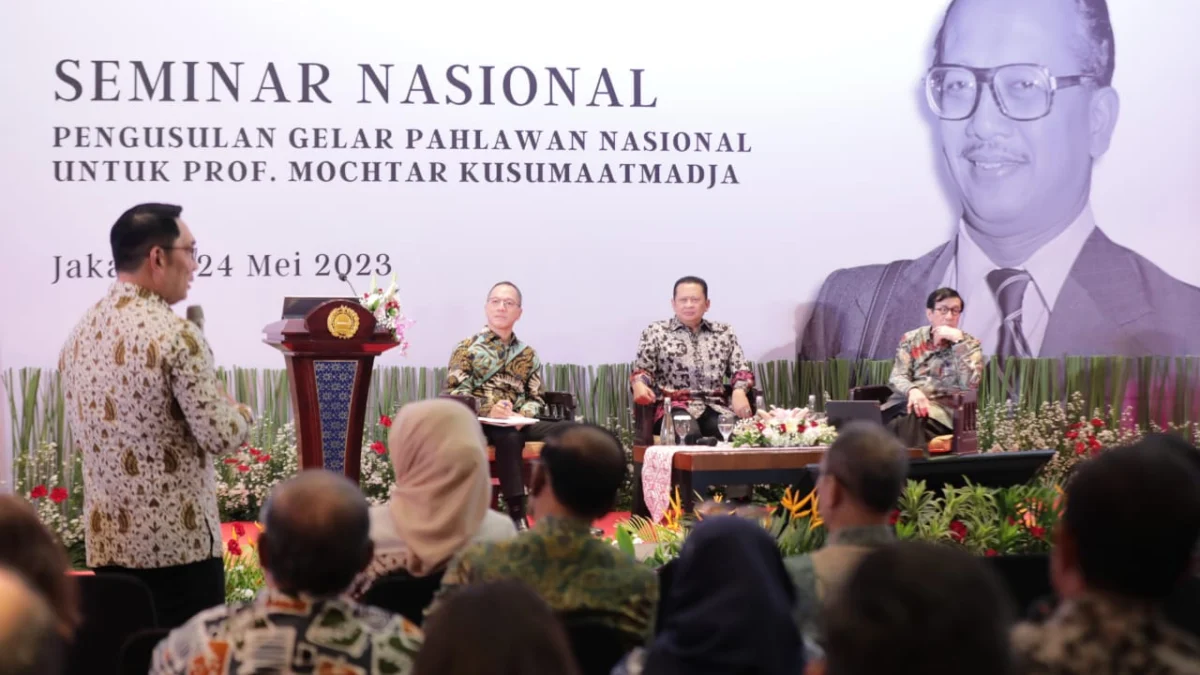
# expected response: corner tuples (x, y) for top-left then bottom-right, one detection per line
(445, 327), (545, 417)
(430, 516), (660, 640)
(785, 525), (897, 642)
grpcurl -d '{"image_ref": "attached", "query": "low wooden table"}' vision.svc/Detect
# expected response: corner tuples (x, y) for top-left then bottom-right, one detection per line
(631, 445), (925, 517)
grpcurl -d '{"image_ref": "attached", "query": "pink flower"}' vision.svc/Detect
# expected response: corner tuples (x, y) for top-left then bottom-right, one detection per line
(49, 487), (69, 504)
(29, 485), (47, 500)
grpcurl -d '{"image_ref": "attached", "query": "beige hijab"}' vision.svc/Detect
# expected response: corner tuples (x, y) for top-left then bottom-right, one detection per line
(386, 399), (491, 576)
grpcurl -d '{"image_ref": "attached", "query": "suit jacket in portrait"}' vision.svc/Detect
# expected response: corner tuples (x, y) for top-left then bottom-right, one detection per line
(800, 228), (1200, 361)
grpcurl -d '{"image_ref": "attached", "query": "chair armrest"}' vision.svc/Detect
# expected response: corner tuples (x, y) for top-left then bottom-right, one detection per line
(541, 392), (577, 421)
(439, 394), (480, 415)
(950, 389), (978, 407)
(850, 385), (892, 404)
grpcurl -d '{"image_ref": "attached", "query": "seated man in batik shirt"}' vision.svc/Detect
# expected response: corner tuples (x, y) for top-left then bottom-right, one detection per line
(631, 276), (755, 439)
(445, 281), (554, 529)
(882, 287), (983, 448)
(150, 471), (421, 675)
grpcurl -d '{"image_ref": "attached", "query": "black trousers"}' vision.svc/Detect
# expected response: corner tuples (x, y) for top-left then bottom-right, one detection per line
(883, 406), (951, 448)
(95, 556), (225, 629)
(484, 421), (562, 498)
(653, 407), (722, 441)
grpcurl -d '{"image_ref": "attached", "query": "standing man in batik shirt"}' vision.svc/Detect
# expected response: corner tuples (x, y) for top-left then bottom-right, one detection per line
(882, 287), (983, 448)
(445, 281), (554, 529)
(631, 276), (755, 438)
(60, 203), (253, 628)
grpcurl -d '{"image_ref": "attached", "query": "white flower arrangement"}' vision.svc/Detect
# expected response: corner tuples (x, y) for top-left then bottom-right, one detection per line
(731, 406), (838, 448)
(359, 274), (414, 355)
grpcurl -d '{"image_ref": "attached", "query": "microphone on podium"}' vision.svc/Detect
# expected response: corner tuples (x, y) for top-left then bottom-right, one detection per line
(338, 273), (361, 298)
(186, 305), (205, 333)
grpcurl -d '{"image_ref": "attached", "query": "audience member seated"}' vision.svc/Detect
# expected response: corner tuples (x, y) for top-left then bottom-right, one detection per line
(352, 399), (517, 597)
(0, 495), (80, 640)
(416, 580), (581, 675)
(150, 470), (423, 674)
(613, 515), (805, 675)
(0, 566), (65, 675)
(429, 423), (659, 641)
(1011, 439), (1200, 674)
(784, 421), (908, 646)
(881, 287), (982, 448)
(817, 541), (1014, 675)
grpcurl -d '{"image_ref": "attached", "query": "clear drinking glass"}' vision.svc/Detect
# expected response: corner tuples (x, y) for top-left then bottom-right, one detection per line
(718, 413), (736, 445)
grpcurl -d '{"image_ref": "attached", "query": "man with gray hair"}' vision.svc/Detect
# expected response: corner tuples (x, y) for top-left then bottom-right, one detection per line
(784, 421), (909, 644)
(0, 566), (63, 675)
(801, 0), (1200, 361)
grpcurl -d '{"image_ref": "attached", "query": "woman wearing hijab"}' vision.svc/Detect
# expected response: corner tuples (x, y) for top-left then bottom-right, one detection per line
(613, 515), (806, 675)
(353, 399), (517, 595)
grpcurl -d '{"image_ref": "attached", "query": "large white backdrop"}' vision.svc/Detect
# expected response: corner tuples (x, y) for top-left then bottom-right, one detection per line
(2, 0), (1198, 373)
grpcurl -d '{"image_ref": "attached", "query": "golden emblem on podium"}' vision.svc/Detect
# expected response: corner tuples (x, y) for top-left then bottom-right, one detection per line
(327, 306), (360, 339)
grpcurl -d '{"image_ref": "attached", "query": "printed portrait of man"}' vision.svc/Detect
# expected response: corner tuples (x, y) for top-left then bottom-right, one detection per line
(800, 0), (1200, 361)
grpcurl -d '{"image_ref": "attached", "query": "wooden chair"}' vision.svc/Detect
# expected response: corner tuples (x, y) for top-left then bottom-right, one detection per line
(440, 392), (578, 504)
(67, 573), (158, 675)
(848, 385), (979, 455)
(632, 385), (760, 446)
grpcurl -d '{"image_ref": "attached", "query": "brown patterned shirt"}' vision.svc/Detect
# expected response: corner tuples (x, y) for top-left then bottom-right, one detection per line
(632, 317), (754, 420)
(444, 327), (545, 417)
(60, 282), (253, 569)
(1012, 593), (1200, 674)
(885, 326), (983, 429)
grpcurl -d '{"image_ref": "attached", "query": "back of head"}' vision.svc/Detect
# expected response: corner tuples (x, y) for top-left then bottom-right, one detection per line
(0, 496), (79, 638)
(825, 421), (909, 513)
(386, 399), (491, 574)
(110, 203), (183, 272)
(0, 567), (64, 675)
(648, 516), (803, 675)
(258, 470), (371, 596)
(540, 423), (626, 520)
(415, 580), (580, 675)
(1063, 439), (1200, 599)
(823, 541), (1014, 675)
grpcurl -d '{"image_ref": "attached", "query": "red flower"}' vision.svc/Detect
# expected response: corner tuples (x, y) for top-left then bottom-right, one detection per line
(1030, 526), (1046, 540)
(1074, 441), (1087, 456)
(985, 548), (998, 557)
(754, 423), (765, 432)
(249, 448), (260, 457)
(949, 519), (968, 543)
(888, 509), (900, 525)
(1006, 516), (1017, 526)
(1069, 422), (1083, 430)
(1090, 418), (1105, 428)
(226, 538), (243, 556)
(1088, 436), (1102, 450)
(224, 457), (239, 465)
(379, 414), (392, 428)
(29, 485), (47, 500)
(236, 464), (250, 473)
(49, 487), (69, 504)
(778, 424), (788, 434)
(1065, 430), (1079, 440)
(371, 441), (386, 456)
(256, 454), (271, 463)
(233, 522), (246, 538)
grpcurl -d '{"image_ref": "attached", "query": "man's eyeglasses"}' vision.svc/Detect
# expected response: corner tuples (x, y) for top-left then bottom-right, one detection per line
(487, 298), (519, 309)
(925, 63), (1094, 122)
(933, 306), (963, 317)
(161, 245), (198, 261)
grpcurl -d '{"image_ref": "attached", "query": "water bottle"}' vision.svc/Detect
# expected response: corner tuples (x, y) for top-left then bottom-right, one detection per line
(660, 397), (676, 446)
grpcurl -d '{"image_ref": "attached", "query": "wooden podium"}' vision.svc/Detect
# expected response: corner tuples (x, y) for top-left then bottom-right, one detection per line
(263, 297), (400, 483)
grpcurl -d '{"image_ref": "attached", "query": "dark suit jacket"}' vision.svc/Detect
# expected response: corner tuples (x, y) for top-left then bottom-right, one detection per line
(800, 228), (1200, 360)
